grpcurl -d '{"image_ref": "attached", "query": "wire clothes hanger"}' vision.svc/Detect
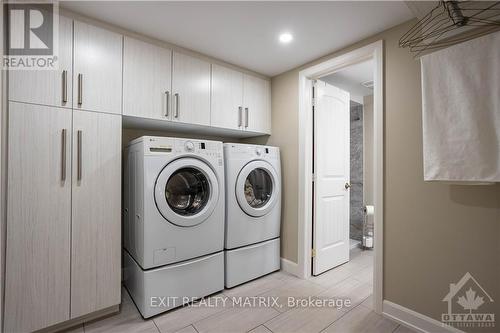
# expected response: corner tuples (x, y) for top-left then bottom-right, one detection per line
(399, 1), (500, 56)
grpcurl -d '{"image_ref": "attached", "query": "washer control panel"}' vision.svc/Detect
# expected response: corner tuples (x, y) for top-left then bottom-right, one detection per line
(140, 136), (223, 161)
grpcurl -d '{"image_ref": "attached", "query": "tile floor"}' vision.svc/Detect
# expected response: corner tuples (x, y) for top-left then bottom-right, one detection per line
(65, 249), (417, 333)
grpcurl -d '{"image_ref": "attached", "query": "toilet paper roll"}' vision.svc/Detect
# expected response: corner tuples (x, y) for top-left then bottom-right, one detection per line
(364, 205), (374, 216)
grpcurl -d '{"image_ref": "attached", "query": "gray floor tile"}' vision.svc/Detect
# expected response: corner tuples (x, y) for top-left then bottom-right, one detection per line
(355, 265), (374, 285)
(247, 325), (273, 333)
(259, 278), (327, 312)
(193, 306), (280, 333)
(393, 324), (420, 333)
(360, 294), (373, 310)
(321, 305), (399, 333)
(319, 278), (372, 308)
(264, 298), (348, 333)
(154, 294), (229, 333)
(174, 325), (199, 333)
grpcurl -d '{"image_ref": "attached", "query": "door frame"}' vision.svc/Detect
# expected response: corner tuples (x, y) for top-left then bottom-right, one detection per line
(297, 40), (384, 314)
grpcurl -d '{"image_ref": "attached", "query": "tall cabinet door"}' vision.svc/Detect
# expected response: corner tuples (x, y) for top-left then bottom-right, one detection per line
(4, 102), (72, 333)
(123, 37), (172, 120)
(211, 64), (243, 130)
(9, 16), (73, 108)
(73, 21), (123, 114)
(71, 110), (121, 318)
(243, 74), (271, 134)
(172, 51), (211, 125)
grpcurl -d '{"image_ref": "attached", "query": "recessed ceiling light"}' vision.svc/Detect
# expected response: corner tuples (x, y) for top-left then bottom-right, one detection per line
(279, 33), (293, 44)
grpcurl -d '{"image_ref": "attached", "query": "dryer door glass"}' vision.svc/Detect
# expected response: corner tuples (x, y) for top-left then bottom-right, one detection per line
(244, 168), (273, 208)
(165, 167), (210, 216)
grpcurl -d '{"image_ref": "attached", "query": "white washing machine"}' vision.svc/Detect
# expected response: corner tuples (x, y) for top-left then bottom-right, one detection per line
(123, 136), (224, 318)
(224, 143), (281, 288)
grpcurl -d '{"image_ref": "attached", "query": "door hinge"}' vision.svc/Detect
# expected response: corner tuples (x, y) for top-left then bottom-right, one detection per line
(311, 248), (316, 258)
(312, 173), (316, 182)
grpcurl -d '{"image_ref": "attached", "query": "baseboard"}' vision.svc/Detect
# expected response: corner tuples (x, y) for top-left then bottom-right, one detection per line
(33, 305), (119, 333)
(280, 257), (300, 277)
(383, 300), (465, 333)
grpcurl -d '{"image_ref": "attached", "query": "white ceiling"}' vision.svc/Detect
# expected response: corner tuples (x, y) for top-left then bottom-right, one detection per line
(321, 59), (374, 103)
(61, 1), (414, 77)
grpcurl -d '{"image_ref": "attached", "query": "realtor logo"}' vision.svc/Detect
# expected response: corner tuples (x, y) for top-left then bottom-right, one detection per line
(3, 1), (59, 70)
(442, 272), (495, 329)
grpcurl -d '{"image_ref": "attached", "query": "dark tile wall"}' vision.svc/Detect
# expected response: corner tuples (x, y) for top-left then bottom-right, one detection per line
(350, 101), (363, 241)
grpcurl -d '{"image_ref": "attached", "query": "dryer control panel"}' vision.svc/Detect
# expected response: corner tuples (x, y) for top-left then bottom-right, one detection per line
(224, 143), (279, 160)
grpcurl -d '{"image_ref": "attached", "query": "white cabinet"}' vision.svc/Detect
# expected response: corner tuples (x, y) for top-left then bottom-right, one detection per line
(211, 64), (244, 130)
(123, 37), (172, 120)
(5, 102), (72, 333)
(8, 16), (73, 108)
(71, 111), (121, 318)
(243, 74), (271, 134)
(211, 66), (271, 134)
(73, 21), (123, 114)
(172, 51), (211, 126)
(5, 103), (122, 331)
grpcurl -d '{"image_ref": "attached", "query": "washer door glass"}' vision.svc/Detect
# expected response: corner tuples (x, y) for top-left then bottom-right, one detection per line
(236, 160), (279, 217)
(166, 167), (210, 216)
(155, 158), (219, 227)
(244, 168), (273, 208)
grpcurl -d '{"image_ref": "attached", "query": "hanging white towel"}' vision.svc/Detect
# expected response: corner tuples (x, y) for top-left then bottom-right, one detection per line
(421, 30), (500, 182)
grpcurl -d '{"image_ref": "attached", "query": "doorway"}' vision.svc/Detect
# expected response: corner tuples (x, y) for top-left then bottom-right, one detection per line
(297, 41), (384, 313)
(312, 59), (375, 276)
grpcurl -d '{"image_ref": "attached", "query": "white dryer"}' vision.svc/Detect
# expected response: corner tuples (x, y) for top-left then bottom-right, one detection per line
(123, 136), (224, 318)
(224, 143), (281, 288)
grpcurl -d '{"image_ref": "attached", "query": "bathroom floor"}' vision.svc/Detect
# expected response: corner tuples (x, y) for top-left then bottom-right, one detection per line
(65, 249), (416, 333)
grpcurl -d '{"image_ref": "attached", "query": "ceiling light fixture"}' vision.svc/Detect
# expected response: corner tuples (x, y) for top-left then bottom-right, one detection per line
(279, 33), (293, 44)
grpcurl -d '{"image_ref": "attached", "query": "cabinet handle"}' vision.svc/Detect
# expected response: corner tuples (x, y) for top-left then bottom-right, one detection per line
(77, 74), (83, 106)
(245, 107), (249, 128)
(61, 129), (67, 181)
(174, 93), (179, 118)
(165, 91), (170, 118)
(77, 130), (82, 181)
(238, 106), (242, 127)
(62, 70), (68, 104)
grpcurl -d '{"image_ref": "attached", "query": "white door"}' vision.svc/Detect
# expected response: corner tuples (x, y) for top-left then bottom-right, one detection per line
(123, 36), (172, 120)
(9, 16), (73, 108)
(243, 74), (271, 134)
(73, 21), (122, 114)
(312, 80), (350, 276)
(172, 51), (211, 125)
(4, 102), (72, 332)
(71, 110), (121, 318)
(211, 64), (243, 130)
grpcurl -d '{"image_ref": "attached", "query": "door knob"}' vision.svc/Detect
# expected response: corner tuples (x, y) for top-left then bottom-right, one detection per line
(345, 182), (351, 190)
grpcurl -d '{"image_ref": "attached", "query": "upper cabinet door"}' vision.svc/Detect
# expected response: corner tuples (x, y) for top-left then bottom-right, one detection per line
(211, 64), (243, 130)
(71, 110), (121, 318)
(243, 74), (271, 134)
(172, 52), (210, 126)
(73, 21), (122, 114)
(9, 16), (73, 108)
(5, 102), (72, 333)
(123, 37), (172, 120)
